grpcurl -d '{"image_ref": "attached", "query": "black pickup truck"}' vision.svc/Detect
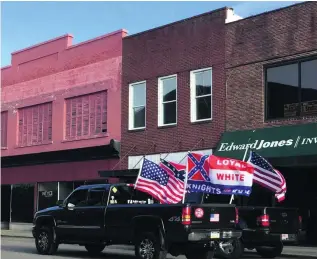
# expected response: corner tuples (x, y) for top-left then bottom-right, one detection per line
(32, 183), (242, 259)
(201, 191), (301, 259)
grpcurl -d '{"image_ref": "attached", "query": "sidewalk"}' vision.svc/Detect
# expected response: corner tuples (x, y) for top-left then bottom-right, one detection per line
(1, 230), (33, 238)
(1, 230), (317, 257)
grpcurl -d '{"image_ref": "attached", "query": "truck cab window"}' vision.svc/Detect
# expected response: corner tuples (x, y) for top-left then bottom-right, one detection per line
(66, 189), (88, 207)
(131, 189), (159, 204)
(108, 186), (133, 205)
(87, 188), (105, 206)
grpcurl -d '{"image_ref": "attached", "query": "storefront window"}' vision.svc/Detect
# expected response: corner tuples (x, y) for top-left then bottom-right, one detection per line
(11, 184), (34, 223)
(38, 182), (58, 211)
(1, 185), (11, 223)
(266, 57), (317, 119)
(58, 182), (74, 201)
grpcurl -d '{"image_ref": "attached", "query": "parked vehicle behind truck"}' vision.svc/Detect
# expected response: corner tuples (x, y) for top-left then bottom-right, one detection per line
(201, 190), (301, 259)
(32, 184), (242, 259)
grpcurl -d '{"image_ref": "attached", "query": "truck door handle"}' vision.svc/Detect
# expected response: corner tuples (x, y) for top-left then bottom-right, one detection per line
(75, 211), (84, 215)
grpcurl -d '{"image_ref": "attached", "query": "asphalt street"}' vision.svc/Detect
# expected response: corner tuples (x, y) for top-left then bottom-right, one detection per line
(1, 237), (315, 259)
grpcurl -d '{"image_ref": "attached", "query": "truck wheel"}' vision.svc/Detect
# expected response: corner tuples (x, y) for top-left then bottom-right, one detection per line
(217, 239), (244, 259)
(186, 251), (214, 259)
(256, 242), (283, 258)
(35, 226), (58, 255)
(84, 244), (106, 255)
(135, 232), (167, 259)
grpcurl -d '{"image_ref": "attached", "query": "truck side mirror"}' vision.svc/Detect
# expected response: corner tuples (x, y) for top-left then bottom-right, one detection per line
(67, 203), (75, 210)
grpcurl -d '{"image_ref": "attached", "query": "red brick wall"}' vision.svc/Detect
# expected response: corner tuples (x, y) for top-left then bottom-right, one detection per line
(225, 2), (317, 131)
(1, 30), (127, 157)
(121, 8), (228, 168)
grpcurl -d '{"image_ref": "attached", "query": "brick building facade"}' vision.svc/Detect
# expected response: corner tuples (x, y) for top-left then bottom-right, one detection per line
(120, 8), (238, 170)
(225, 1), (317, 131)
(1, 30), (127, 229)
(214, 2), (317, 243)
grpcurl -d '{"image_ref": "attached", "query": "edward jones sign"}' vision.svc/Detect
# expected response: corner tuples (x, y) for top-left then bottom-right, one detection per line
(218, 137), (317, 152)
(215, 123), (317, 159)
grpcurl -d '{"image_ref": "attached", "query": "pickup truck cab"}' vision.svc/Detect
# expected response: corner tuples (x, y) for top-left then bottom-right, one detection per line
(32, 184), (241, 259)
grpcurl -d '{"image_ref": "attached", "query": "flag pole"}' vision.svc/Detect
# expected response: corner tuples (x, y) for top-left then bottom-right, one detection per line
(229, 146), (250, 204)
(182, 151), (190, 204)
(134, 156), (145, 189)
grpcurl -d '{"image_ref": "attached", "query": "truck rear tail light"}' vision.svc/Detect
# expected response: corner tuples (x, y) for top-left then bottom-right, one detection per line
(182, 206), (191, 225)
(257, 214), (270, 227)
(235, 207), (239, 224)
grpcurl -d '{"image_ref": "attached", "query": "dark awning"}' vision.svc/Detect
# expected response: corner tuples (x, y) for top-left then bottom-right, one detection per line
(1, 139), (120, 168)
(98, 169), (139, 178)
(214, 123), (317, 163)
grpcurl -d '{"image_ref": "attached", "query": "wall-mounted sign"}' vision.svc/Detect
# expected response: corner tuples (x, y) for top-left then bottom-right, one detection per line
(41, 191), (53, 198)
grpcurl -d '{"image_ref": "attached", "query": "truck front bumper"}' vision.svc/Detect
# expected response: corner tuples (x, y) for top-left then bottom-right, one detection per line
(188, 229), (242, 242)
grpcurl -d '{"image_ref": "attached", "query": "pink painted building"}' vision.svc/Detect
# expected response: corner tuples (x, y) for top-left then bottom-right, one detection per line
(1, 29), (127, 228)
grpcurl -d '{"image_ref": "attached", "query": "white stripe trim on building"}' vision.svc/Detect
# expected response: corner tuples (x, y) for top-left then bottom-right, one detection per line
(128, 149), (213, 169)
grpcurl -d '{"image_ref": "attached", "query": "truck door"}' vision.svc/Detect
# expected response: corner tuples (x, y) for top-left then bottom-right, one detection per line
(54, 188), (88, 240)
(74, 187), (107, 241)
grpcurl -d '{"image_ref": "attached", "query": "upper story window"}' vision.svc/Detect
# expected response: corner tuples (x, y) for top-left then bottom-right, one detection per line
(129, 81), (146, 130)
(1, 111), (8, 148)
(18, 102), (52, 147)
(158, 75), (177, 126)
(190, 68), (212, 122)
(65, 91), (107, 140)
(266, 57), (317, 120)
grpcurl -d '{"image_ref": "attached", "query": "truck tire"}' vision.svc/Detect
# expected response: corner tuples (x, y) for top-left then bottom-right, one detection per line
(256, 242), (283, 258)
(84, 244), (106, 255)
(216, 239), (244, 259)
(35, 226), (59, 255)
(185, 251), (214, 259)
(135, 232), (167, 259)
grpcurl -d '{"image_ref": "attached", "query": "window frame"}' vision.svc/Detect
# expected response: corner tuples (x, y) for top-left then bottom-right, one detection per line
(1, 111), (8, 148)
(158, 74), (177, 127)
(17, 102), (53, 147)
(190, 67), (213, 123)
(128, 81), (146, 131)
(264, 55), (317, 121)
(64, 90), (108, 141)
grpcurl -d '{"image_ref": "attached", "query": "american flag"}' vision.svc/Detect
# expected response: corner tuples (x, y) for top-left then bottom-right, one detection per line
(210, 213), (220, 222)
(275, 169), (287, 202)
(247, 151), (286, 202)
(134, 158), (184, 204)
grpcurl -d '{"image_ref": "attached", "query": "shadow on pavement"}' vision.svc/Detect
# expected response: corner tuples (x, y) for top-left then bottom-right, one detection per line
(1, 243), (316, 259)
(0, 244), (135, 259)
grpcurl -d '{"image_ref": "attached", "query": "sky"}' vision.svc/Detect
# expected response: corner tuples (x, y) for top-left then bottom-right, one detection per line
(1, 1), (302, 67)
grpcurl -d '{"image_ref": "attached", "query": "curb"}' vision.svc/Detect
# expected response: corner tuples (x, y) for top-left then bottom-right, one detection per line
(281, 252), (317, 258)
(245, 251), (317, 258)
(1, 235), (33, 239)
